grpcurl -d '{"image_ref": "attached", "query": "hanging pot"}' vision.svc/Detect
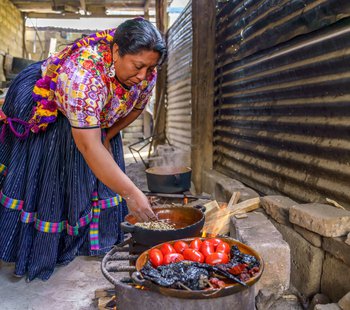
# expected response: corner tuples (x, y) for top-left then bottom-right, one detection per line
(145, 166), (192, 193)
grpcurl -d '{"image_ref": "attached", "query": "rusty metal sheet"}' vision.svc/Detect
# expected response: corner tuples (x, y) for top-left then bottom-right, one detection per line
(214, 1), (350, 209)
(166, 2), (192, 151)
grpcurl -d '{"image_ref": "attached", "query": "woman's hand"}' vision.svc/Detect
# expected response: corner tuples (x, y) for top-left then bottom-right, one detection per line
(72, 128), (156, 222)
(124, 188), (157, 222)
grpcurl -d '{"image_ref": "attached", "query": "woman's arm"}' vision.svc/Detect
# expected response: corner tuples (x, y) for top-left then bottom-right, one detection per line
(72, 127), (155, 222)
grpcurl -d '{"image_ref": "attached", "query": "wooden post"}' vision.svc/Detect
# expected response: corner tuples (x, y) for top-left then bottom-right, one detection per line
(144, 0), (150, 20)
(22, 13), (27, 58)
(153, 0), (168, 148)
(191, 0), (216, 193)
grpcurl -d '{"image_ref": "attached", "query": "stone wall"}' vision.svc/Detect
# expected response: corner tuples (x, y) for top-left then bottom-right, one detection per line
(203, 169), (350, 308)
(0, 0), (23, 57)
(261, 196), (350, 303)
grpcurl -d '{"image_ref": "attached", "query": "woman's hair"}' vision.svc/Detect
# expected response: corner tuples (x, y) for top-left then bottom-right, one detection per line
(112, 18), (167, 65)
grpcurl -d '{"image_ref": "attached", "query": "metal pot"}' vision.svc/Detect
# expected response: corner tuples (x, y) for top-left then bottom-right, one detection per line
(132, 237), (264, 299)
(120, 205), (205, 246)
(145, 166), (192, 193)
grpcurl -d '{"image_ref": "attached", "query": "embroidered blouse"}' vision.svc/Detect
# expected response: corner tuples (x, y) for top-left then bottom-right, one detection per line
(41, 42), (157, 128)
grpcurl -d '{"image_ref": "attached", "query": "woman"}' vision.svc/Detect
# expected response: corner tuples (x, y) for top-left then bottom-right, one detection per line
(0, 18), (166, 281)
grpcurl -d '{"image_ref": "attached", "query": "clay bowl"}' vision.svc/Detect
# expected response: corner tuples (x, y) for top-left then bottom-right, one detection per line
(132, 236), (264, 299)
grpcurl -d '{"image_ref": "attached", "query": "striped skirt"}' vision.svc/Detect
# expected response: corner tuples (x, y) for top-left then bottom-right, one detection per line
(0, 61), (128, 281)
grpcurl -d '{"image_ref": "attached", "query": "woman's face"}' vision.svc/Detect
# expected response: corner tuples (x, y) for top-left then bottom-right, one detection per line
(112, 44), (160, 87)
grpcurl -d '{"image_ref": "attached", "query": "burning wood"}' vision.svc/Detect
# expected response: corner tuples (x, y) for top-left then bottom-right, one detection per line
(227, 192), (241, 208)
(203, 197), (260, 235)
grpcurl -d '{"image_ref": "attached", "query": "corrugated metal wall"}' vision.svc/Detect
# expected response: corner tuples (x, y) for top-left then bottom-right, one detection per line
(214, 0), (350, 209)
(166, 2), (192, 151)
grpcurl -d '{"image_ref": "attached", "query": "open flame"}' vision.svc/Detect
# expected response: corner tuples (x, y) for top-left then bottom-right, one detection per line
(202, 204), (231, 237)
(134, 285), (146, 290)
(208, 214), (230, 236)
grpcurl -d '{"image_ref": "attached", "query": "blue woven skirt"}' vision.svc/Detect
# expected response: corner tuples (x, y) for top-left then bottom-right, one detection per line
(0, 62), (128, 281)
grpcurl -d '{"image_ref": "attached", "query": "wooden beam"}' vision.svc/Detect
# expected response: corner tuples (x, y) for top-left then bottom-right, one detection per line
(63, 4), (79, 13)
(191, 0), (216, 193)
(144, 0), (150, 20)
(80, 0), (86, 14)
(153, 0), (168, 148)
(22, 13), (27, 58)
(26, 13), (155, 19)
(155, 0), (168, 33)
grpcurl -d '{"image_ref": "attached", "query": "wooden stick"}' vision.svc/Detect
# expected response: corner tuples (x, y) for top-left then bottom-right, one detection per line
(227, 191), (241, 209)
(203, 197), (260, 235)
(204, 200), (221, 218)
(326, 198), (346, 210)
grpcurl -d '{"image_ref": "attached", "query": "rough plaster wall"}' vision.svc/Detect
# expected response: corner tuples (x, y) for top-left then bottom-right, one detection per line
(0, 0), (23, 57)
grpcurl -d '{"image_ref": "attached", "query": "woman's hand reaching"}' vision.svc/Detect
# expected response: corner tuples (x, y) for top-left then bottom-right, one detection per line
(72, 128), (156, 223)
(124, 188), (157, 222)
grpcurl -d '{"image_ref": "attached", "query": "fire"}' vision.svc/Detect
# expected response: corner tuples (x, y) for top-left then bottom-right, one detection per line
(203, 209), (230, 237)
(134, 285), (145, 290)
(211, 214), (230, 236)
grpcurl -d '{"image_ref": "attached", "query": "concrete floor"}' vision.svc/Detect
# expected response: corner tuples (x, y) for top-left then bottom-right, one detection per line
(0, 256), (112, 310)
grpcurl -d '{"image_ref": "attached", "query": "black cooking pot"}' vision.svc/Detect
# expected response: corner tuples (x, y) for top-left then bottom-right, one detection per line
(120, 205), (205, 246)
(145, 166), (192, 193)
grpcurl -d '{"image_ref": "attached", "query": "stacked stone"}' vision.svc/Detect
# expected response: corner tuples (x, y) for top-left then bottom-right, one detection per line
(259, 196), (350, 309)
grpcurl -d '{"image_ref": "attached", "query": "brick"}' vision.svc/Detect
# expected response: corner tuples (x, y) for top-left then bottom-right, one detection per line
(0, 0), (23, 57)
(261, 195), (297, 225)
(338, 292), (350, 310)
(202, 169), (259, 203)
(308, 294), (331, 310)
(268, 295), (303, 310)
(314, 304), (341, 310)
(230, 212), (290, 296)
(294, 225), (322, 248)
(289, 203), (350, 237)
(322, 237), (350, 267)
(272, 220), (324, 297)
(321, 253), (350, 302)
(346, 233), (350, 246)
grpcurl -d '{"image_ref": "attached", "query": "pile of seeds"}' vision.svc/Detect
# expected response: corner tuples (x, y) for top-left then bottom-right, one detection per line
(135, 220), (176, 230)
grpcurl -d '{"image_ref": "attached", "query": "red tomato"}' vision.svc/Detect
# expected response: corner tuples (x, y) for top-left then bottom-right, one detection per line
(163, 253), (184, 265)
(149, 249), (163, 267)
(200, 240), (215, 257)
(216, 242), (230, 254)
(189, 238), (203, 250)
(160, 243), (176, 256)
(173, 241), (189, 254)
(207, 238), (223, 249)
(183, 248), (205, 263)
(205, 252), (229, 265)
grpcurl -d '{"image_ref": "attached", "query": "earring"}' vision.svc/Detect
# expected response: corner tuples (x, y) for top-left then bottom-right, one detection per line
(108, 64), (115, 78)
